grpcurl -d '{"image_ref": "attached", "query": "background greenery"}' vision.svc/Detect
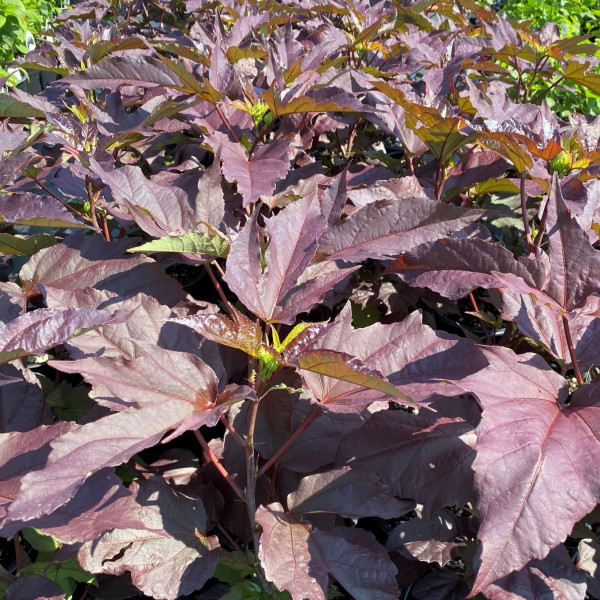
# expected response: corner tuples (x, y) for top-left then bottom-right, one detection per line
(0, 0), (64, 81)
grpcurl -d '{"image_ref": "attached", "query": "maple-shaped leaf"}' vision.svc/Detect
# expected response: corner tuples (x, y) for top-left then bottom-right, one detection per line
(288, 466), (414, 519)
(257, 502), (398, 600)
(0, 193), (89, 228)
(90, 161), (194, 237)
(0, 307), (126, 364)
(387, 237), (539, 301)
(224, 193), (327, 322)
(208, 132), (295, 206)
(8, 347), (220, 521)
(482, 544), (586, 600)
(452, 345), (600, 593)
(316, 197), (484, 262)
(78, 476), (219, 600)
(19, 233), (187, 306)
(335, 407), (476, 516)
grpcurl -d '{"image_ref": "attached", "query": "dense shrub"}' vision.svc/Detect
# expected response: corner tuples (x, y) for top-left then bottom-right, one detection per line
(1, 0), (600, 599)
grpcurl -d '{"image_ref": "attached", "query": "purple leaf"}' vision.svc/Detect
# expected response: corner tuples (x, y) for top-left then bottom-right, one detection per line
(317, 198), (484, 263)
(224, 192), (326, 321)
(482, 545), (586, 600)
(335, 408), (476, 516)
(288, 466), (414, 519)
(386, 509), (466, 565)
(78, 476), (219, 600)
(1, 469), (144, 543)
(4, 575), (65, 600)
(66, 56), (190, 90)
(19, 234), (187, 306)
(0, 307), (125, 364)
(257, 503), (398, 600)
(8, 347), (219, 521)
(1, 365), (51, 433)
(453, 346), (600, 593)
(544, 174), (600, 313)
(0, 193), (88, 228)
(208, 132), (295, 206)
(0, 422), (75, 525)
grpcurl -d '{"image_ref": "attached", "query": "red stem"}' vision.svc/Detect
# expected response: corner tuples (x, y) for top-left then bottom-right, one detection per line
(215, 104), (240, 144)
(13, 533), (22, 570)
(193, 430), (246, 502)
(204, 263), (235, 317)
(220, 413), (246, 448)
(31, 176), (91, 223)
(257, 408), (322, 478)
(468, 292), (492, 344)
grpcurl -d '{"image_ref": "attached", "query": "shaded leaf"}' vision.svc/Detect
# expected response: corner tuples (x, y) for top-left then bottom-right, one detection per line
(0, 233), (57, 256)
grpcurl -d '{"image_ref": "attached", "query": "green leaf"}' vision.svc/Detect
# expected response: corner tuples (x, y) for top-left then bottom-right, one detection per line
(127, 232), (230, 258)
(21, 528), (61, 553)
(213, 551), (255, 586)
(0, 233), (57, 256)
(44, 380), (94, 421)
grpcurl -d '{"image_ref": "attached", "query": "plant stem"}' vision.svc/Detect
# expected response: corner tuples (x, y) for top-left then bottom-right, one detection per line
(193, 430), (246, 502)
(215, 104), (240, 144)
(534, 199), (549, 249)
(31, 176), (92, 224)
(562, 315), (584, 387)
(13, 533), (22, 570)
(520, 173), (534, 251)
(245, 399), (260, 550)
(257, 407), (322, 477)
(217, 524), (244, 554)
(204, 263), (235, 317)
(220, 413), (246, 448)
(468, 292), (492, 344)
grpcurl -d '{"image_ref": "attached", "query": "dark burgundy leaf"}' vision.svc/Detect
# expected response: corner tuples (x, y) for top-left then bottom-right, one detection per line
(4, 575), (65, 600)
(19, 234), (187, 306)
(8, 347), (219, 521)
(482, 544), (586, 600)
(335, 408), (476, 515)
(0, 307), (126, 364)
(0, 364), (51, 433)
(453, 346), (600, 593)
(208, 132), (295, 206)
(0, 193), (88, 228)
(0, 422), (75, 526)
(288, 466), (414, 519)
(257, 503), (398, 600)
(386, 509), (466, 565)
(1, 469), (143, 543)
